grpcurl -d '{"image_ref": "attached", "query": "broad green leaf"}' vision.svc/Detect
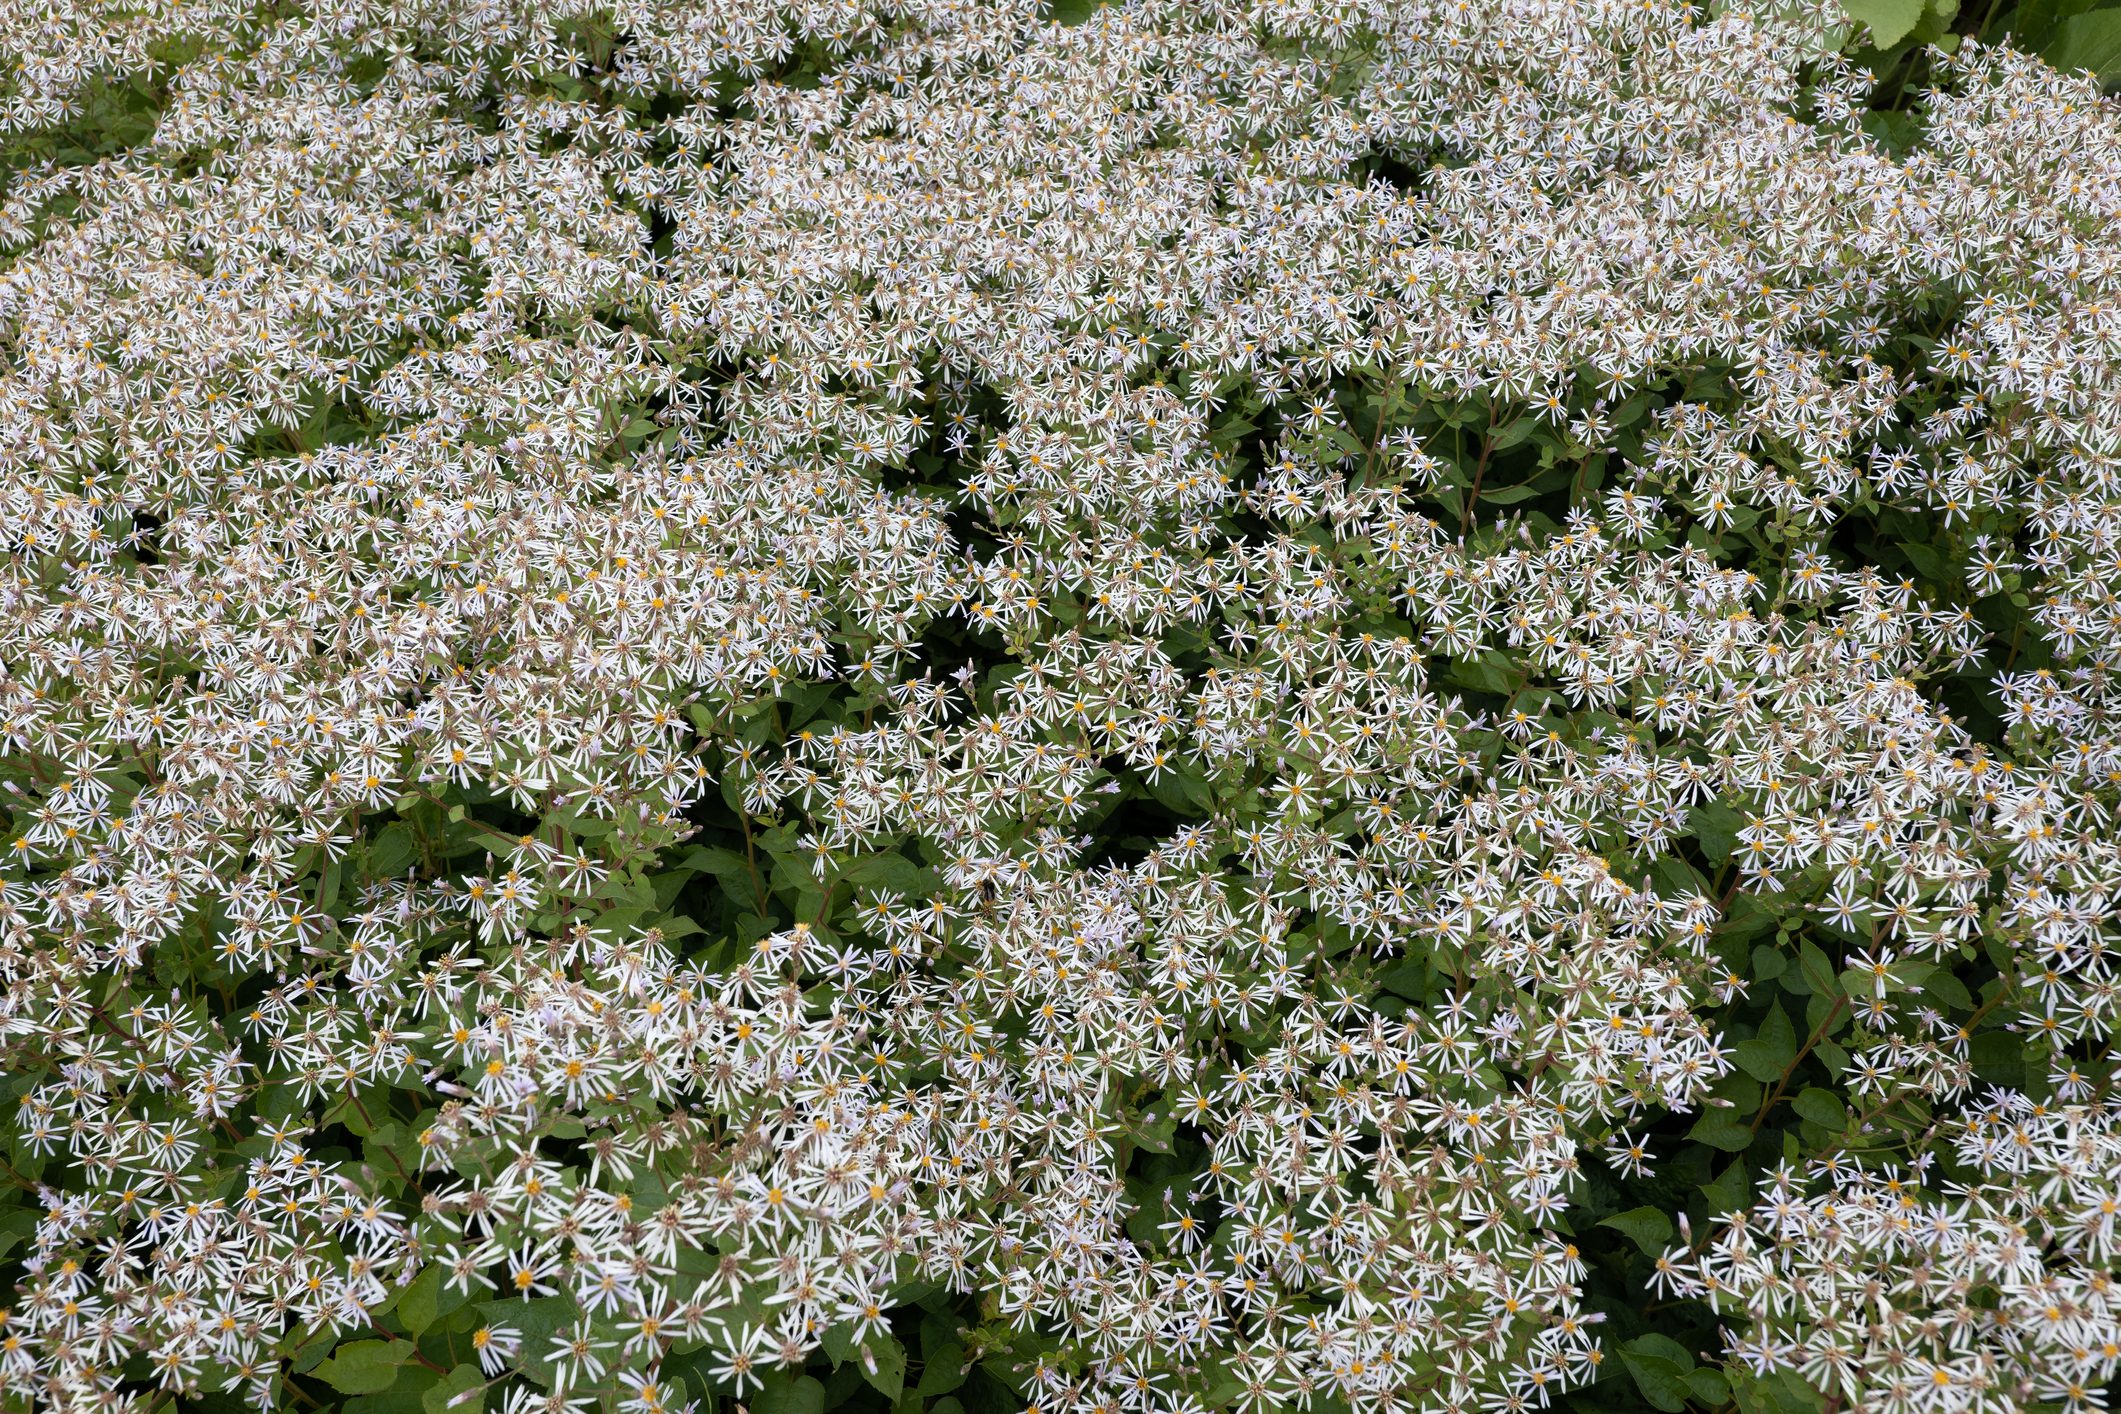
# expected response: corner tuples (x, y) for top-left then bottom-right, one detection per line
(1597, 1206), (1674, 1254)
(1798, 939), (1839, 998)
(1733, 1369), (1828, 1414)
(1651, 854), (1708, 898)
(917, 1313), (968, 1398)
(1480, 481), (1543, 505)
(1489, 416), (1538, 452)
(865, 1336), (909, 1401)
(821, 1321), (859, 1365)
(1701, 1158), (1754, 1215)
(369, 822), (419, 878)
(1444, 652), (1517, 695)
(397, 1264), (443, 1335)
(1143, 760), (1215, 817)
(754, 1372), (825, 1414)
(1620, 1346), (1693, 1413)
(1689, 800), (1742, 860)
(1687, 1108), (1754, 1152)
(1792, 1087), (1848, 1130)
(1688, 1367), (1733, 1405)
(422, 1366), (485, 1414)
(315, 1340), (409, 1395)
(1842, 0), (1924, 48)
(476, 1297), (573, 1387)
(1627, 1334), (1693, 1366)
(2046, 7), (2121, 78)
(838, 849), (928, 896)
(1734, 1002), (1798, 1082)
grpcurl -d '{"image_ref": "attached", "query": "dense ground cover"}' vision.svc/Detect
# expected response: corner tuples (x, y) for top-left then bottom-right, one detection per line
(3, 1), (2121, 1413)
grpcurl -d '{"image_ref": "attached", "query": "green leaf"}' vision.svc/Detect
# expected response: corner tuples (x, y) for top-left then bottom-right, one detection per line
(1844, 0), (1923, 43)
(347, 1368), (443, 1414)
(1734, 1002), (1798, 1082)
(1688, 1108), (1754, 1152)
(1733, 1369), (1828, 1414)
(1791, 1087), (1848, 1130)
(1969, 1028), (2033, 1088)
(398, 1264), (443, 1335)
(1898, 539), (1951, 583)
(286, 1325), (340, 1374)
(1651, 854), (1708, 898)
(1143, 761), (1215, 817)
(916, 1314), (968, 1398)
(1598, 1206), (1674, 1254)
(838, 849), (927, 896)
(1687, 1367), (1733, 1405)
(477, 1297), (573, 1386)
(863, 1336), (909, 1401)
(1480, 481), (1542, 505)
(1489, 415), (1538, 452)
(821, 1321), (859, 1365)
(1701, 1158), (1753, 1216)
(1124, 1107), (1177, 1153)
(422, 1366), (485, 1414)
(1798, 939), (1839, 999)
(1444, 651), (1518, 696)
(2045, 7), (2121, 78)
(1626, 1334), (1693, 1367)
(1620, 1342), (1694, 1413)
(369, 822), (419, 878)
(315, 1340), (409, 1395)
(679, 845), (762, 908)
(1689, 800), (1742, 861)
(754, 1373), (825, 1414)
(1860, 107), (1922, 154)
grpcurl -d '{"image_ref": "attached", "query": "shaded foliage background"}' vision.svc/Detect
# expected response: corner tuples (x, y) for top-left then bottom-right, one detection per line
(0, 1), (2114, 1413)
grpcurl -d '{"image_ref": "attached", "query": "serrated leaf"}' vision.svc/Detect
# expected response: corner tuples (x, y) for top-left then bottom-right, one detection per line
(315, 1340), (408, 1395)
(864, 1336), (908, 1401)
(2046, 7), (2121, 77)
(1688, 1108), (1754, 1152)
(838, 849), (928, 897)
(422, 1365), (484, 1414)
(1844, 0), (1925, 46)
(916, 1313), (968, 1398)
(1597, 1206), (1674, 1254)
(1701, 1158), (1754, 1216)
(1791, 1087), (1848, 1130)
(1620, 1348), (1693, 1413)
(369, 822), (419, 878)
(1734, 1002), (1798, 1081)
(1627, 1334), (1693, 1367)
(1489, 416), (1538, 452)
(1689, 800), (1742, 861)
(398, 1264), (443, 1335)
(1688, 1367), (1733, 1405)
(754, 1372), (825, 1414)
(1479, 481), (1543, 505)
(1799, 939), (1839, 998)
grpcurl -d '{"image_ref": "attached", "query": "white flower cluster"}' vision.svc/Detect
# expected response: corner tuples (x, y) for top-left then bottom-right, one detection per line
(3, 0), (2121, 1412)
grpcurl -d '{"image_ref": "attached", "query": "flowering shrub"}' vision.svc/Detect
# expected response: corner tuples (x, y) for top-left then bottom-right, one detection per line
(4, 1), (2121, 1413)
